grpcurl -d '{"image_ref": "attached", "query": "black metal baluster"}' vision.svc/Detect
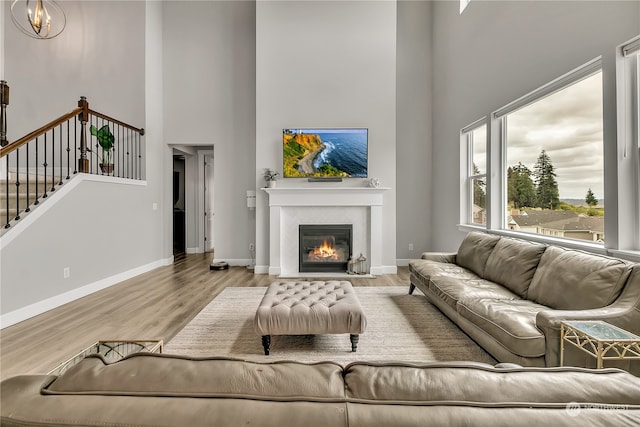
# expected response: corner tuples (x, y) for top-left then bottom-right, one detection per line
(118, 123), (122, 177)
(51, 128), (56, 192)
(66, 120), (70, 180)
(4, 156), (10, 228)
(34, 137), (39, 205)
(126, 129), (130, 179)
(14, 149), (20, 221)
(25, 142), (30, 213)
(43, 133), (48, 198)
(138, 132), (142, 179)
(58, 123), (63, 185)
(73, 116), (78, 174)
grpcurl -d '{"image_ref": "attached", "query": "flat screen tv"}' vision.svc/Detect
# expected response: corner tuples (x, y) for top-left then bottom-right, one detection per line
(283, 128), (368, 178)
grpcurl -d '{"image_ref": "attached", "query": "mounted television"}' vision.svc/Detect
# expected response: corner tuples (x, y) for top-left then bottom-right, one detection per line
(283, 128), (368, 178)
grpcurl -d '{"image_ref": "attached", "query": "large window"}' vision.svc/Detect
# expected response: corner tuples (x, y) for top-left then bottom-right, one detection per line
(496, 62), (604, 244)
(462, 122), (487, 226)
(460, 43), (640, 258)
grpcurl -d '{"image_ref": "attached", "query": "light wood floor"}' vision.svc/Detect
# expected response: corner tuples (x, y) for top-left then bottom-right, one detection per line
(0, 254), (410, 381)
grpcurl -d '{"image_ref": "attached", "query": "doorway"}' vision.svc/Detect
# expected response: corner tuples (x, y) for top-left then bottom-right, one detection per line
(172, 156), (186, 254)
(203, 153), (214, 253)
(170, 145), (214, 255)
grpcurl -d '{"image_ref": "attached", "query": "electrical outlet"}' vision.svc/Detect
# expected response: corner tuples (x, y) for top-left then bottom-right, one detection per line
(249, 243), (255, 251)
(408, 243), (414, 251)
(63, 267), (70, 278)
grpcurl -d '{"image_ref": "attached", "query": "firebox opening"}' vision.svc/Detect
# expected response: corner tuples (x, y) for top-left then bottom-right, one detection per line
(299, 224), (353, 273)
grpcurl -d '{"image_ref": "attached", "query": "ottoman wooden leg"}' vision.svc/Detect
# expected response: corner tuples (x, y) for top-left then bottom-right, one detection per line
(262, 335), (271, 355)
(409, 283), (416, 295)
(350, 334), (359, 352)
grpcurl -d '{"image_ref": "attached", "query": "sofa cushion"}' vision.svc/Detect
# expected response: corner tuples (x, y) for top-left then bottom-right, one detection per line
(457, 298), (547, 358)
(483, 238), (546, 298)
(343, 361), (640, 404)
(456, 232), (501, 277)
(428, 277), (519, 310)
(46, 354), (346, 400)
(409, 259), (479, 282)
(527, 247), (631, 310)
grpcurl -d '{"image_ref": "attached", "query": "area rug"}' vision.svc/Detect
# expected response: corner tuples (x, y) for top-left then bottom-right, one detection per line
(165, 286), (496, 365)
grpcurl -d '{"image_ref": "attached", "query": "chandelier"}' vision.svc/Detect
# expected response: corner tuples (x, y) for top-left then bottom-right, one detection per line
(11, 0), (66, 40)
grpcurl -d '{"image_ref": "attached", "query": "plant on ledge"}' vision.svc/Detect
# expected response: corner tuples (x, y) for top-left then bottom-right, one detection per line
(91, 124), (115, 174)
(263, 168), (280, 188)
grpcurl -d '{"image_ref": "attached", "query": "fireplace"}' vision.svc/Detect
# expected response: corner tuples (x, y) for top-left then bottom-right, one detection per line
(299, 224), (353, 273)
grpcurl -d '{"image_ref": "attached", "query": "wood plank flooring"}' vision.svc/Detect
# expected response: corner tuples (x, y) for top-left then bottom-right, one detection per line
(0, 254), (410, 381)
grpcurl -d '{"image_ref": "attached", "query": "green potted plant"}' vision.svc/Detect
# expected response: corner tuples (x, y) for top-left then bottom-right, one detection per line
(90, 124), (115, 174)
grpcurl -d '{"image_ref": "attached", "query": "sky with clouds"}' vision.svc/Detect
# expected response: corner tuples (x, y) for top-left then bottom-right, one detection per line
(506, 72), (604, 200)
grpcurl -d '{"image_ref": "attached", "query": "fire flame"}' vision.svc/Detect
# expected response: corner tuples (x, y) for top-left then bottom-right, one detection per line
(309, 239), (339, 261)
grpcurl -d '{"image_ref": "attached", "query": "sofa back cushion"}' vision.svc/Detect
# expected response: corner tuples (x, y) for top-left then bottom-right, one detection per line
(46, 354), (346, 400)
(483, 238), (547, 298)
(456, 232), (501, 277)
(527, 246), (631, 310)
(343, 362), (640, 404)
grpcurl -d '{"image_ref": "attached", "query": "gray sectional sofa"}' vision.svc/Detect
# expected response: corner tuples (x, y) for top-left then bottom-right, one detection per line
(409, 231), (640, 372)
(2, 353), (640, 426)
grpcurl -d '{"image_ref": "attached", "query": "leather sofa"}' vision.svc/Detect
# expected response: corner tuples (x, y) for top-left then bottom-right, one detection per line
(409, 231), (640, 372)
(2, 353), (639, 426)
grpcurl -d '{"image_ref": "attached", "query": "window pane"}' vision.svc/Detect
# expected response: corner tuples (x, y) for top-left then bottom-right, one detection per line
(472, 177), (486, 225)
(471, 125), (486, 175)
(505, 72), (604, 244)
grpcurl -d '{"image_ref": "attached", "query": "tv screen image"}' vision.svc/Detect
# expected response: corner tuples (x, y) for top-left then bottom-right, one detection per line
(283, 128), (368, 178)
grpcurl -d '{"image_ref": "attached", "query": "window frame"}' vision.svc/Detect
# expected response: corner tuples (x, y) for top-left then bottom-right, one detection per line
(495, 61), (604, 245)
(611, 36), (640, 258)
(460, 118), (487, 227)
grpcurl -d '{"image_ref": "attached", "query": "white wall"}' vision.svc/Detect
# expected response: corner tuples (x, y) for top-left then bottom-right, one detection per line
(255, 0), (398, 272)
(162, 1), (256, 263)
(430, 0), (640, 251)
(1, 1), (169, 322)
(396, 1), (432, 262)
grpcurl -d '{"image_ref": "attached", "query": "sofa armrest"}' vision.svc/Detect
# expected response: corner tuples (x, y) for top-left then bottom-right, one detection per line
(536, 265), (640, 367)
(420, 252), (457, 263)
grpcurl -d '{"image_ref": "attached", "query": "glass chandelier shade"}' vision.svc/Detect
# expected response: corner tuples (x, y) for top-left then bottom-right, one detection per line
(11, 0), (66, 39)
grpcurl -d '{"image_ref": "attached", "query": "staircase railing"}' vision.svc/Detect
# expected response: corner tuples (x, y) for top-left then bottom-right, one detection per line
(0, 81), (145, 230)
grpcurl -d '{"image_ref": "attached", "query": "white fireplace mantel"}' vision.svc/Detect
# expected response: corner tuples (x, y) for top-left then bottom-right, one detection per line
(263, 187), (390, 277)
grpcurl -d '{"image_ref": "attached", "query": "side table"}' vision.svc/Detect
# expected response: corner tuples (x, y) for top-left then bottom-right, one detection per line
(560, 321), (640, 369)
(48, 340), (164, 376)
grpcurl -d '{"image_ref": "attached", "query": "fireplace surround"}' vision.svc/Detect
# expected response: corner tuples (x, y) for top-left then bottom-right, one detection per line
(263, 187), (389, 277)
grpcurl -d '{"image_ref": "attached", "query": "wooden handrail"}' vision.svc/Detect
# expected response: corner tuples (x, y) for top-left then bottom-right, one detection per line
(0, 107), (82, 157)
(89, 109), (145, 135)
(0, 101), (145, 159)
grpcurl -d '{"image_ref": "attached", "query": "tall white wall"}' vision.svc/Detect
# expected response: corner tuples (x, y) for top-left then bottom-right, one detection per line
(430, 0), (640, 251)
(255, 0), (397, 272)
(396, 1), (432, 261)
(162, 1), (256, 263)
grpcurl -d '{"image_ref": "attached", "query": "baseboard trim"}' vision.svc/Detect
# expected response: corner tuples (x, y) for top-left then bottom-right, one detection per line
(396, 259), (412, 267)
(0, 256), (173, 329)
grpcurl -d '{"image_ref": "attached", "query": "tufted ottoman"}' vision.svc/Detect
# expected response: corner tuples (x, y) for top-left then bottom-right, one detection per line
(254, 281), (367, 355)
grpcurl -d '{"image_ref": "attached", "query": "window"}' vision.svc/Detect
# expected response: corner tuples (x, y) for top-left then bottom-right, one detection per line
(462, 121), (487, 226)
(496, 60), (604, 244)
(616, 36), (640, 252)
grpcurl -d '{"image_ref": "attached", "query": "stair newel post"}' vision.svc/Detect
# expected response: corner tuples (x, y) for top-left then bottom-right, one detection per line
(0, 80), (9, 148)
(77, 96), (89, 173)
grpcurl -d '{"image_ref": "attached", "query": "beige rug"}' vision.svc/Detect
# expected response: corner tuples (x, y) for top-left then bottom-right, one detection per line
(165, 286), (496, 365)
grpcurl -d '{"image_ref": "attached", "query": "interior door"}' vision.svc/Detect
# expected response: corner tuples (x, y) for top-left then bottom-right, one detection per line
(204, 154), (214, 253)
